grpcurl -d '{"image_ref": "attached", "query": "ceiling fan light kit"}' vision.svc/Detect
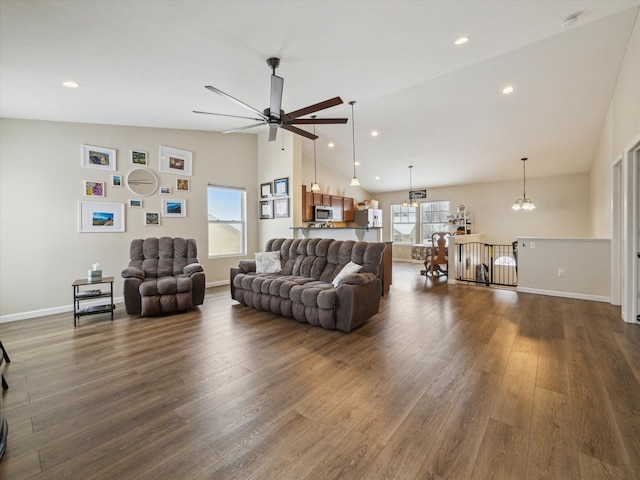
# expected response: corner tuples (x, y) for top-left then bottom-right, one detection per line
(512, 157), (535, 211)
(195, 57), (348, 142)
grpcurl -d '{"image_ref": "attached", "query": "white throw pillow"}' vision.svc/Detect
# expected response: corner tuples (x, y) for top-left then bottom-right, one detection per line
(255, 251), (282, 274)
(332, 261), (362, 287)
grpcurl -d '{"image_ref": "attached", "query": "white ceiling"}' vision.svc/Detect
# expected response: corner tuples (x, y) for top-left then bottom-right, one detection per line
(1, 0), (638, 193)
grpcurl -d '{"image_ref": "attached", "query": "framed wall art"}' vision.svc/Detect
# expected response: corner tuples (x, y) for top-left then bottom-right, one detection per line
(79, 201), (125, 233)
(259, 200), (273, 219)
(128, 199), (142, 208)
(82, 145), (116, 171)
(176, 178), (190, 192)
(159, 186), (171, 195)
(111, 174), (123, 187)
(145, 212), (160, 226)
(274, 198), (289, 218)
(159, 145), (192, 176)
(274, 177), (288, 196)
(162, 198), (186, 217)
(131, 150), (148, 166)
(260, 182), (272, 198)
(84, 180), (105, 197)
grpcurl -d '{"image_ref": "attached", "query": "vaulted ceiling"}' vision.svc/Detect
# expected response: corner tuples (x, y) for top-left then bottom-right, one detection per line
(1, 0), (638, 192)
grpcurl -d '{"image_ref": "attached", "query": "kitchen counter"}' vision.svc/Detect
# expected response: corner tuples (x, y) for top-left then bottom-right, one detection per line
(291, 226), (383, 242)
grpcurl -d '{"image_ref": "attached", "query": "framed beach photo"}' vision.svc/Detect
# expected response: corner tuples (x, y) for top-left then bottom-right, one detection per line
(274, 177), (288, 196)
(128, 199), (142, 208)
(159, 145), (192, 176)
(145, 212), (160, 226)
(79, 201), (125, 233)
(274, 198), (289, 218)
(82, 145), (116, 171)
(111, 174), (123, 187)
(259, 200), (273, 219)
(260, 182), (272, 198)
(131, 150), (148, 166)
(159, 186), (171, 195)
(176, 178), (190, 192)
(84, 180), (105, 197)
(162, 198), (186, 217)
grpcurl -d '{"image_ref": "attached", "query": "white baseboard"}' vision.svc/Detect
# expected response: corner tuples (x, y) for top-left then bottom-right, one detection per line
(206, 280), (229, 288)
(516, 286), (610, 303)
(0, 297), (125, 323)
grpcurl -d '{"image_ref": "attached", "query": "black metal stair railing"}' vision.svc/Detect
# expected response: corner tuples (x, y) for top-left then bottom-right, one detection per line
(456, 241), (518, 287)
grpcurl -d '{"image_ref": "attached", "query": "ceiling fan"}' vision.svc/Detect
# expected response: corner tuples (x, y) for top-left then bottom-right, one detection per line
(194, 57), (348, 141)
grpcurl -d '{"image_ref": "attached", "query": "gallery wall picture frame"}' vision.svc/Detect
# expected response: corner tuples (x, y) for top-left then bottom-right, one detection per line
(159, 145), (192, 176)
(159, 186), (171, 195)
(128, 199), (142, 208)
(162, 198), (186, 217)
(79, 201), (125, 233)
(145, 212), (160, 226)
(176, 178), (190, 192)
(131, 149), (148, 166)
(274, 177), (288, 196)
(111, 174), (123, 187)
(82, 145), (116, 171)
(84, 180), (105, 197)
(259, 200), (273, 219)
(274, 198), (289, 218)
(260, 182), (273, 198)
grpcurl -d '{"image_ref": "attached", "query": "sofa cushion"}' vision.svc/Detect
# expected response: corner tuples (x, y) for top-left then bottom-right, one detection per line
(256, 251), (282, 273)
(332, 261), (362, 287)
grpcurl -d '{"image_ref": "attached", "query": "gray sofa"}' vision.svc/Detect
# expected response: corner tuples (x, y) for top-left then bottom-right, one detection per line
(121, 237), (205, 316)
(230, 238), (386, 332)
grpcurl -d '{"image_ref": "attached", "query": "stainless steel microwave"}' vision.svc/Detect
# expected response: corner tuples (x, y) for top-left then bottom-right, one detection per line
(314, 205), (333, 221)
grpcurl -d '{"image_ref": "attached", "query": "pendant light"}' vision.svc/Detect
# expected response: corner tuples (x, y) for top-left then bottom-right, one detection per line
(402, 166), (418, 207)
(512, 157), (535, 211)
(349, 101), (360, 186)
(310, 116), (320, 192)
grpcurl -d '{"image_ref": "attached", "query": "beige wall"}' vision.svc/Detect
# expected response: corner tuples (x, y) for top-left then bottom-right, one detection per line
(0, 118), (258, 319)
(373, 172), (591, 259)
(591, 11), (640, 237)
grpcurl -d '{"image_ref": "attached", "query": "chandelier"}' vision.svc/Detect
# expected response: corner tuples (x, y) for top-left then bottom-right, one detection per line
(512, 157), (535, 211)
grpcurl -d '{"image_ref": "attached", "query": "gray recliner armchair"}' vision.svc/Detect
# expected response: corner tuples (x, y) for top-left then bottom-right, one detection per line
(121, 237), (205, 316)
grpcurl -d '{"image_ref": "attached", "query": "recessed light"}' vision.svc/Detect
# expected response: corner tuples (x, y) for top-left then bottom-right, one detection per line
(454, 36), (469, 45)
(355, 161), (360, 166)
(328, 142), (334, 148)
(502, 86), (514, 95)
(561, 13), (579, 28)
(371, 131), (378, 137)
(62, 81), (80, 88)
(375, 176), (380, 180)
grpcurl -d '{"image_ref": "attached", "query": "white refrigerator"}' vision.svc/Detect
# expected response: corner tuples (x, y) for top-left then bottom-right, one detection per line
(354, 208), (382, 228)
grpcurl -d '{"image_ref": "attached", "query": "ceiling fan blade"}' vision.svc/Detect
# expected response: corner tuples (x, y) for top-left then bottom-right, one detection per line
(205, 86), (268, 121)
(290, 118), (348, 125)
(281, 124), (318, 141)
(268, 124), (278, 142)
(270, 75), (283, 120)
(193, 110), (264, 122)
(287, 96), (343, 120)
(222, 122), (266, 134)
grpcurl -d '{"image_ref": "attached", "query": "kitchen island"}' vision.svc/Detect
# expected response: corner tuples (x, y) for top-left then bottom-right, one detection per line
(291, 226), (383, 242)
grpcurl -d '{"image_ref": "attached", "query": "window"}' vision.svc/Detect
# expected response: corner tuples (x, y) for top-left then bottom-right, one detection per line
(391, 204), (417, 244)
(207, 185), (246, 257)
(420, 200), (450, 244)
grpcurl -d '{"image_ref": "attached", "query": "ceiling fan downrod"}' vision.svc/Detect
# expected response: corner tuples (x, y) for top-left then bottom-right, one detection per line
(266, 57), (280, 75)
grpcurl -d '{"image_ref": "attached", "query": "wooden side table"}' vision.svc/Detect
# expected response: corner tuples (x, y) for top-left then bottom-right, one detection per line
(72, 276), (115, 327)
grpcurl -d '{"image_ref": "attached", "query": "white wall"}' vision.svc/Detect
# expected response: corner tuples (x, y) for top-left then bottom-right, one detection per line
(591, 11), (640, 236)
(299, 153), (371, 205)
(373, 172), (591, 259)
(517, 237), (611, 302)
(0, 118), (258, 320)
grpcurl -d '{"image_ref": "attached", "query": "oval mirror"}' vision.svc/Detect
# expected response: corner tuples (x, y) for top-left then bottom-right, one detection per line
(126, 168), (158, 196)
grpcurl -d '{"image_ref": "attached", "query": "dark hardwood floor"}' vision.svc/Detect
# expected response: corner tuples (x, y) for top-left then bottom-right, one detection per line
(1, 262), (639, 479)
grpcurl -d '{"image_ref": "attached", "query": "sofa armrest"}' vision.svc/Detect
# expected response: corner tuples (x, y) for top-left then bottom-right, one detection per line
(184, 263), (204, 276)
(339, 272), (377, 286)
(122, 266), (145, 280)
(238, 260), (256, 274)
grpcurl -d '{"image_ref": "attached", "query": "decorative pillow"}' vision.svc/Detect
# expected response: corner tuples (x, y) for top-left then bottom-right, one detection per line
(332, 261), (362, 287)
(255, 251), (282, 274)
